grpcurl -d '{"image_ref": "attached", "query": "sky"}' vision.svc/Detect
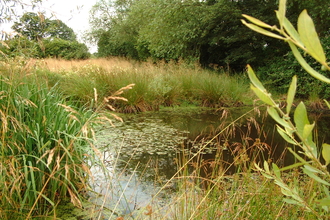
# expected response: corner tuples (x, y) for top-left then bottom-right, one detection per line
(1, 0), (98, 52)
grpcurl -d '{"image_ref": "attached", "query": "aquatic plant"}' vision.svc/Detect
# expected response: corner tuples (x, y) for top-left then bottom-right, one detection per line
(0, 58), (133, 219)
(36, 58), (251, 112)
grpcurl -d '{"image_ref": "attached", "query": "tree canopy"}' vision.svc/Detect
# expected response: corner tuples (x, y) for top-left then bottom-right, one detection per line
(12, 12), (76, 41)
(1, 9), (90, 60)
(88, 0), (330, 71)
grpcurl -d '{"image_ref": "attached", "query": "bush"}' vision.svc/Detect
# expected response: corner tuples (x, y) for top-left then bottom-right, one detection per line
(256, 35), (330, 99)
(0, 37), (91, 60)
(0, 36), (42, 58)
(43, 38), (91, 60)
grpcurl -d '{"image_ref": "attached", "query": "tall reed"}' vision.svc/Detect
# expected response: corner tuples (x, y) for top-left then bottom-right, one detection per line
(36, 58), (252, 112)
(0, 59), (102, 219)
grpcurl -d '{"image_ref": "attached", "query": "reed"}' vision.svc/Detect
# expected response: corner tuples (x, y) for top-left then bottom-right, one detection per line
(35, 58), (252, 112)
(0, 58), (112, 219)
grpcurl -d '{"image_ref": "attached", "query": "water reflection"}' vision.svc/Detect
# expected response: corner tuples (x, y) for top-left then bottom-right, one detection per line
(90, 106), (330, 217)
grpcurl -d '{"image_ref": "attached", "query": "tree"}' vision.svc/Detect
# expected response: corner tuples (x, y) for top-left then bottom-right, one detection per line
(12, 12), (76, 41)
(88, 0), (330, 71)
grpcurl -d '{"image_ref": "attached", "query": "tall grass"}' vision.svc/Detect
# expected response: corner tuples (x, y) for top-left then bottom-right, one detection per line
(0, 58), (106, 219)
(2, 57), (313, 219)
(35, 58), (252, 112)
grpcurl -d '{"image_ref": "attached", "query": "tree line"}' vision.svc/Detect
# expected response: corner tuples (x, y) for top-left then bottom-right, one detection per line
(88, 0), (329, 72)
(1, 11), (90, 60)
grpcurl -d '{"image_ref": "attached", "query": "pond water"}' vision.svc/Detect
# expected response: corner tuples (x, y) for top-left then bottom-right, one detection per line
(88, 106), (330, 219)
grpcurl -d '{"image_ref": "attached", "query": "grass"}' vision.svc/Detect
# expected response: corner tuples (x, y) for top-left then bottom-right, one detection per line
(34, 57), (253, 112)
(0, 57), (128, 219)
(0, 57), (324, 219)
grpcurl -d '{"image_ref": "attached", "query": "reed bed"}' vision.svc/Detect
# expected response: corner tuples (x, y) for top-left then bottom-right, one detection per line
(35, 58), (252, 112)
(0, 58), (126, 219)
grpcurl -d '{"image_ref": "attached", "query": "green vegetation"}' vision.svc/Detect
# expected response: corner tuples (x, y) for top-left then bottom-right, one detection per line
(1, 11), (90, 60)
(0, 0), (330, 219)
(241, 0), (330, 218)
(88, 0), (330, 72)
(0, 57), (129, 219)
(35, 58), (250, 112)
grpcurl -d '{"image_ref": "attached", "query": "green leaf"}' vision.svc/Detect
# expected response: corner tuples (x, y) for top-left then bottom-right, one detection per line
(280, 162), (306, 172)
(277, 125), (297, 145)
(289, 42), (330, 84)
(298, 10), (326, 65)
(277, 0), (287, 29)
(286, 75), (297, 114)
(251, 85), (274, 106)
(246, 64), (266, 91)
(283, 198), (300, 205)
(302, 167), (330, 186)
(242, 14), (273, 29)
(322, 143), (330, 166)
(264, 161), (270, 173)
(241, 20), (286, 40)
(324, 99), (330, 109)
(304, 164), (323, 174)
(267, 107), (291, 129)
(318, 197), (330, 206)
(272, 163), (281, 179)
(280, 14), (304, 48)
(261, 172), (274, 179)
(287, 147), (309, 164)
(294, 102), (310, 136)
(302, 123), (315, 140)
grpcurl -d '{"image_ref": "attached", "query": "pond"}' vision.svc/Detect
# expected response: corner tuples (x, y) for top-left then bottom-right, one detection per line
(88, 106), (330, 219)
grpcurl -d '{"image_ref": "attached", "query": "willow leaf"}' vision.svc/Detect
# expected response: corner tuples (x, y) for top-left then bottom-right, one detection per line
(242, 14), (273, 29)
(294, 102), (309, 136)
(277, 125), (297, 145)
(277, 0), (287, 29)
(302, 123), (315, 140)
(279, 13), (304, 48)
(247, 64), (266, 91)
(302, 167), (330, 186)
(286, 75), (297, 114)
(298, 10), (326, 65)
(251, 85), (274, 106)
(322, 143), (330, 166)
(267, 107), (290, 129)
(272, 163), (281, 179)
(289, 42), (330, 84)
(241, 20), (285, 40)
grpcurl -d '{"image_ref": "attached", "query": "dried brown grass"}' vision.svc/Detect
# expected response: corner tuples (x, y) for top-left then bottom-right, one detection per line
(35, 57), (136, 72)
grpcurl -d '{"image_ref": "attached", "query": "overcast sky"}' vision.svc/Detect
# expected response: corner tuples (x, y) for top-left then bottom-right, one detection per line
(1, 0), (98, 52)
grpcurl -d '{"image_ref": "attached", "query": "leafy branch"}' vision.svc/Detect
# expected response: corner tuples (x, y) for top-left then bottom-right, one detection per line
(241, 0), (330, 216)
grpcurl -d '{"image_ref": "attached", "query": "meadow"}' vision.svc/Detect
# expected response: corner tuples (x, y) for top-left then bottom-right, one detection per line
(0, 57), (326, 219)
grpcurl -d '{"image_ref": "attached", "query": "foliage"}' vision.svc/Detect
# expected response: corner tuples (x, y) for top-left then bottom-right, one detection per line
(242, 0), (330, 218)
(0, 37), (91, 60)
(0, 36), (42, 58)
(0, 58), (136, 219)
(1, 10), (90, 60)
(36, 58), (250, 112)
(12, 12), (76, 41)
(256, 35), (330, 99)
(88, 0), (330, 71)
(0, 59), (98, 219)
(43, 38), (90, 60)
